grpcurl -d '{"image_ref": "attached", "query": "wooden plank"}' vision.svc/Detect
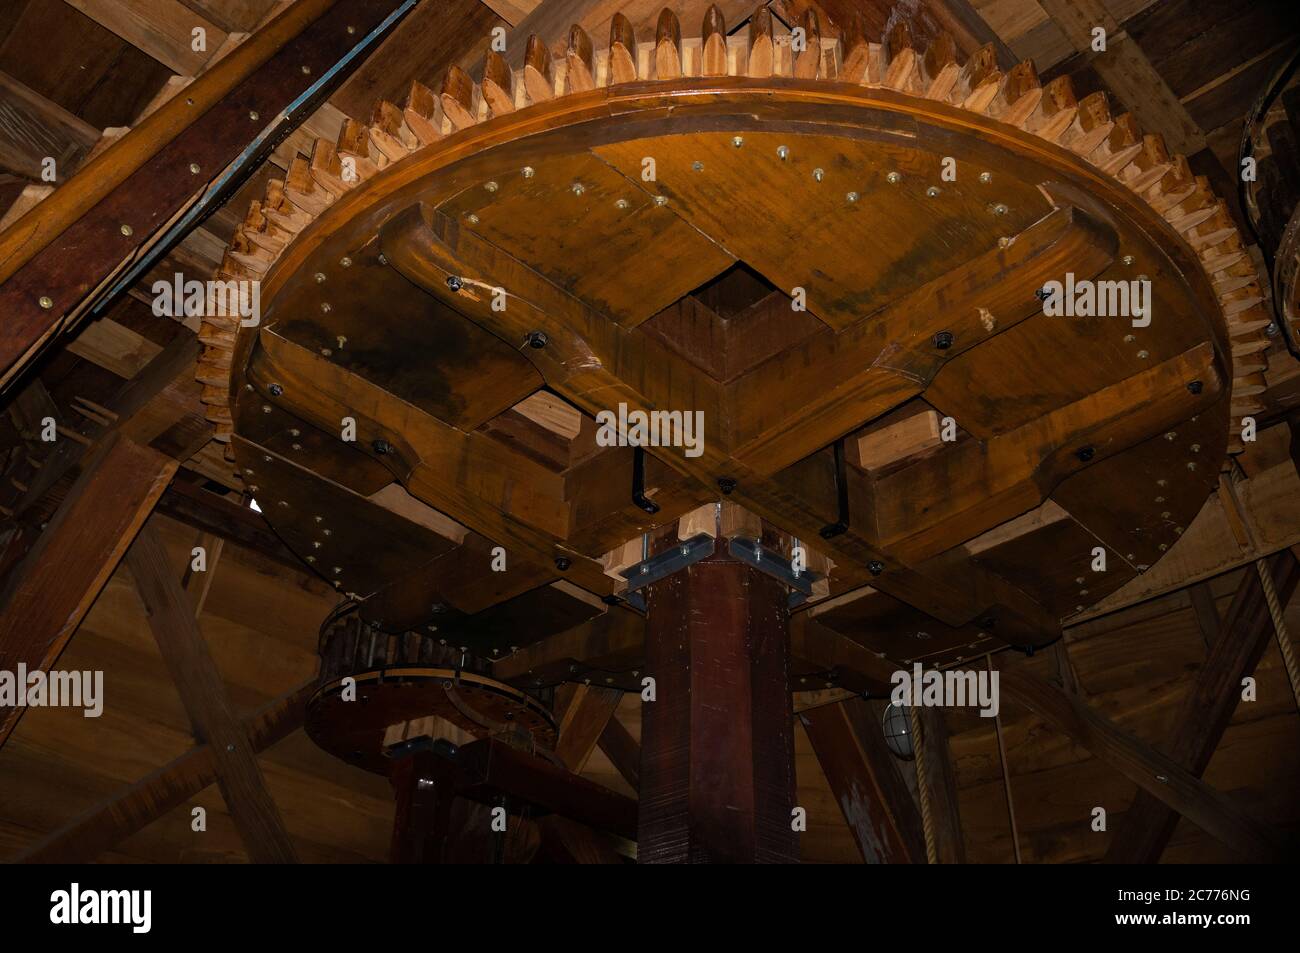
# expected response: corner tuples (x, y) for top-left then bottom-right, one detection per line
(0, 71), (100, 180)
(64, 0), (228, 75)
(999, 667), (1286, 860)
(125, 523), (299, 863)
(1036, 0), (1206, 155)
(0, 0), (405, 390)
(597, 712), (640, 792)
(799, 699), (926, 863)
(480, 0), (540, 26)
(1105, 551), (1300, 862)
(0, 432), (176, 748)
(15, 681), (314, 864)
(66, 317), (163, 379)
(553, 683), (623, 773)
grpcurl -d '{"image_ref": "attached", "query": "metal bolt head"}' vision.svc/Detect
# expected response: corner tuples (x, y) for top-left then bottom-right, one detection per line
(692, 161), (704, 172)
(372, 439), (391, 455)
(732, 135), (744, 148)
(653, 195), (668, 206)
(1187, 379), (1203, 395)
(933, 330), (954, 350)
(571, 182), (585, 196)
(119, 223), (133, 237)
(776, 145), (790, 160)
(615, 198), (630, 210)
(717, 476), (737, 495)
(268, 383), (284, 397)
(189, 163), (201, 175)
(979, 171), (992, 184)
(868, 560), (885, 576)
(484, 180), (499, 193)
(521, 166), (535, 178)
(446, 275), (463, 291)
(525, 330), (548, 349)
(1122, 254), (1135, 266)
(886, 171), (901, 184)
(554, 556), (571, 571)
(301, 65), (312, 75)
(314, 272), (326, 283)
(38, 296), (53, 310)
(812, 168), (824, 182)
(846, 191), (859, 203)
(1076, 445), (1095, 462)
(340, 256), (352, 268)
(465, 213), (480, 225)
(249, 110), (260, 121)
(926, 185), (941, 197)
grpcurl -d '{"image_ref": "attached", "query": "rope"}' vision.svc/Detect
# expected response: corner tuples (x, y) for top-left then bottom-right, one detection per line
(908, 702), (938, 864)
(1255, 555), (1300, 711)
(1226, 462), (1300, 711)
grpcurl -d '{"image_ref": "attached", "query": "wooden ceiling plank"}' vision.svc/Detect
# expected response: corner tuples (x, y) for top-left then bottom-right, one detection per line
(1104, 551), (1300, 863)
(15, 681), (313, 864)
(64, 0), (229, 76)
(481, 0), (541, 26)
(1000, 666), (1286, 860)
(0, 431), (176, 749)
(799, 698), (926, 863)
(0, 70), (101, 181)
(125, 522), (299, 863)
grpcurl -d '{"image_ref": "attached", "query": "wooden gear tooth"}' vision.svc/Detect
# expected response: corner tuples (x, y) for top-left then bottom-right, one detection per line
(200, 3), (1267, 455)
(609, 14), (638, 84)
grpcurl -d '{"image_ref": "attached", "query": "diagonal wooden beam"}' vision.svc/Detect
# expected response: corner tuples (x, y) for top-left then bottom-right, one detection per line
(598, 711), (640, 793)
(1000, 666), (1288, 861)
(1105, 551), (1300, 862)
(64, 0), (229, 76)
(1036, 0), (1206, 157)
(126, 523), (299, 863)
(15, 682), (313, 863)
(0, 432), (176, 749)
(553, 683), (623, 773)
(799, 699), (926, 863)
(0, 0), (413, 390)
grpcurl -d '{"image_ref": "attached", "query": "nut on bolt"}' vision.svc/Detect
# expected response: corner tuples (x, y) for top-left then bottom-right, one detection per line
(868, 560), (885, 576)
(525, 331), (548, 349)
(372, 439), (392, 455)
(717, 476), (737, 495)
(446, 275), (463, 291)
(933, 330), (954, 350)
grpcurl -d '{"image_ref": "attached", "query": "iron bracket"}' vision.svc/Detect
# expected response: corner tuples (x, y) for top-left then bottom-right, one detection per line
(631, 445), (659, 514)
(728, 537), (819, 609)
(618, 533), (716, 611)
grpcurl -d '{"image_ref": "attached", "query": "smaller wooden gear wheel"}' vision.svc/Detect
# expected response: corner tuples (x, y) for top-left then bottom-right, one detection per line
(307, 607), (558, 774)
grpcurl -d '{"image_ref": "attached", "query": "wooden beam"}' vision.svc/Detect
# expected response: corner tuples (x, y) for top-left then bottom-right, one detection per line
(553, 683), (622, 772)
(1105, 551), (1300, 862)
(1036, 0), (1206, 156)
(0, 432), (176, 749)
(799, 699), (926, 863)
(999, 667), (1287, 860)
(0, 0), (410, 390)
(0, 71), (100, 181)
(597, 711), (640, 792)
(126, 523), (299, 863)
(15, 682), (313, 864)
(64, 0), (229, 76)
(914, 705), (966, 863)
(480, 0), (540, 26)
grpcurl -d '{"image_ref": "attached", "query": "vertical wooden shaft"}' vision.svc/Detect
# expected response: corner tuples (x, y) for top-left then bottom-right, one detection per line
(639, 543), (797, 863)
